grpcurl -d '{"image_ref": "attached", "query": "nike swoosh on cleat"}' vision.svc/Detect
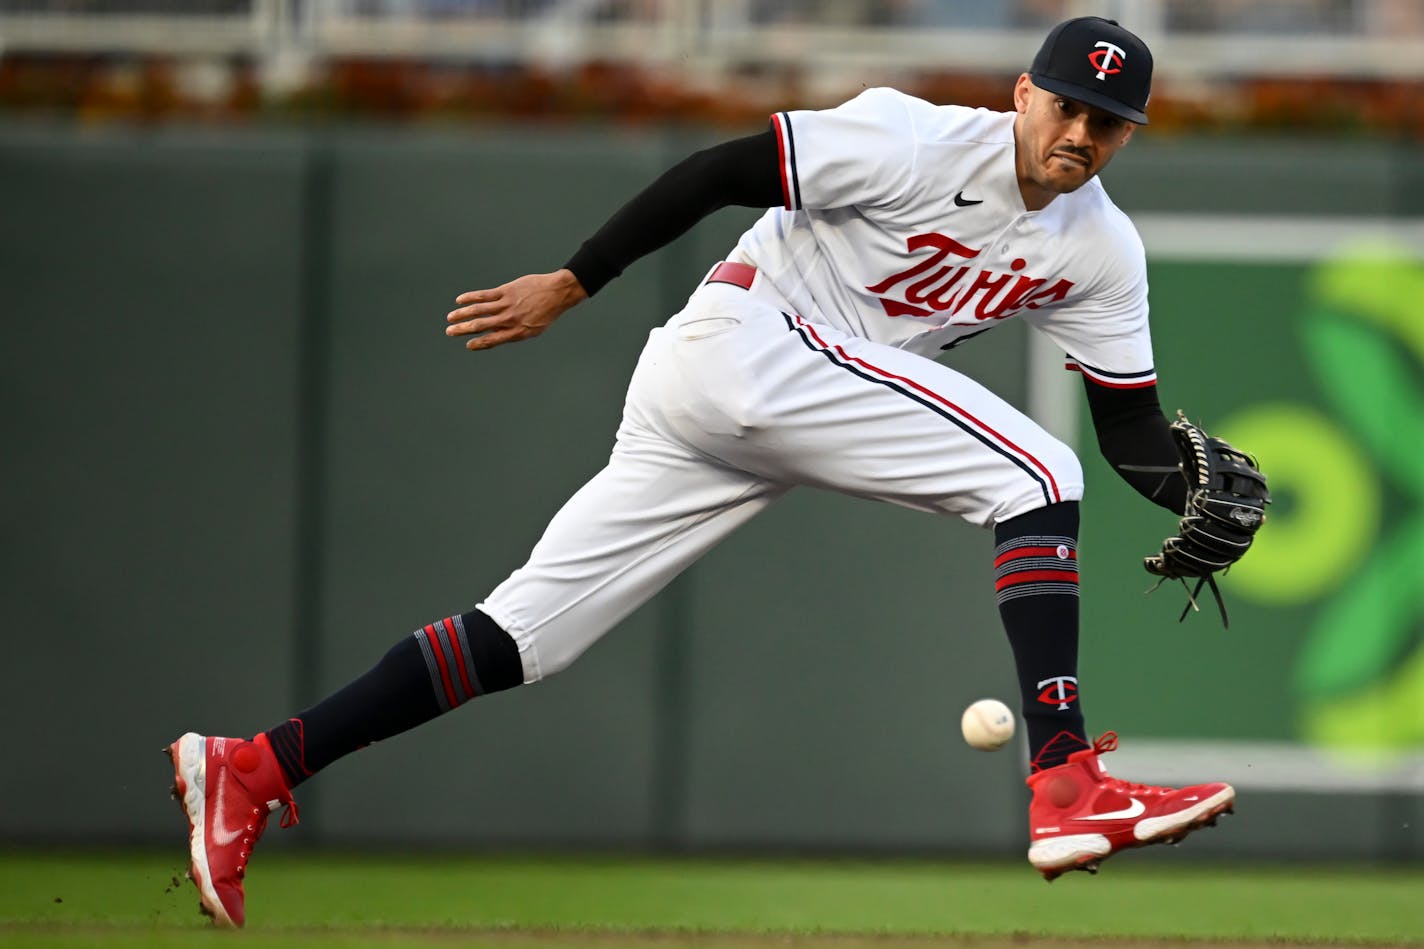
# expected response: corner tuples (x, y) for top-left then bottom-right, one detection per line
(1078, 798), (1146, 821)
(210, 778), (245, 847)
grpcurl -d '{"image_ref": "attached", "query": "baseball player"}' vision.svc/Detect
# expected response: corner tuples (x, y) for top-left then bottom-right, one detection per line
(168, 17), (1268, 927)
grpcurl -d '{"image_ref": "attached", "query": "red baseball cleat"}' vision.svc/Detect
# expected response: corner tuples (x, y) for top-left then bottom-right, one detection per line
(166, 732), (298, 927)
(1026, 731), (1233, 881)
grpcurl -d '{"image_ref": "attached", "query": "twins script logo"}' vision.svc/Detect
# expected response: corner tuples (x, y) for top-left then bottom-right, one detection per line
(1090, 41), (1127, 80)
(865, 233), (1074, 321)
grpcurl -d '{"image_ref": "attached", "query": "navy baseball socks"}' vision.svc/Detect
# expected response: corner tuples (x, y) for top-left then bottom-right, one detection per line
(993, 501), (1089, 771)
(994, 501), (1236, 881)
(265, 610), (524, 787)
(167, 608), (523, 926)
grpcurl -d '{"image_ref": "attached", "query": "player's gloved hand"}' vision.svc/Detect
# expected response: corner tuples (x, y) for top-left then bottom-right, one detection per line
(1143, 412), (1270, 627)
(446, 269), (588, 352)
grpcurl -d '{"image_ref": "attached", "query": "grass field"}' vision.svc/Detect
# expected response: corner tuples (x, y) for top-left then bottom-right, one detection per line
(2, 851), (1422, 948)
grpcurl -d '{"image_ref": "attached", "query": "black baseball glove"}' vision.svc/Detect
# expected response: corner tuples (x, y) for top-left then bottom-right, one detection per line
(1143, 412), (1270, 626)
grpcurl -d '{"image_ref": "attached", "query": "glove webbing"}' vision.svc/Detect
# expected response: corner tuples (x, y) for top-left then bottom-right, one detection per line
(1150, 573), (1230, 628)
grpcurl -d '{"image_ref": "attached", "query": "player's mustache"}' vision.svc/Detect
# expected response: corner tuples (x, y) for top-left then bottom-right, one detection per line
(1052, 146), (1092, 163)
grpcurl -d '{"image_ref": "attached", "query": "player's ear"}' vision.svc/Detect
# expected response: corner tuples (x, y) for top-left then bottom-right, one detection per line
(1012, 73), (1034, 114)
(1120, 122), (1137, 145)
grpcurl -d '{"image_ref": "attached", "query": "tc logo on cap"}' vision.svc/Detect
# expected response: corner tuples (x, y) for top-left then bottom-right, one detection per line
(1089, 41), (1127, 80)
(1029, 17), (1152, 123)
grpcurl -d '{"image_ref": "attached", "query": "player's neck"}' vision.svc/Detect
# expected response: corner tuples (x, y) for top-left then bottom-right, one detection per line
(1018, 182), (1057, 213)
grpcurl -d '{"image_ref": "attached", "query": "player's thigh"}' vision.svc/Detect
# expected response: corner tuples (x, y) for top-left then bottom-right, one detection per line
(478, 430), (785, 683)
(761, 316), (1083, 526)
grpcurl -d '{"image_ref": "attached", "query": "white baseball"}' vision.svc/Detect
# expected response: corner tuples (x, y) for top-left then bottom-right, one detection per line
(961, 698), (1015, 751)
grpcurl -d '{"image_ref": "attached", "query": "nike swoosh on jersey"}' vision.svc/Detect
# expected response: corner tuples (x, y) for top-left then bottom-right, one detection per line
(1077, 798), (1146, 821)
(953, 191), (983, 207)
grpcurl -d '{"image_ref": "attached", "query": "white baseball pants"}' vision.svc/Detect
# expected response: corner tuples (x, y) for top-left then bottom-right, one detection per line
(478, 265), (1083, 683)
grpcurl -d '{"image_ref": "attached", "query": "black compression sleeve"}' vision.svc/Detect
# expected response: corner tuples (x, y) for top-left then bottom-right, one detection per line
(564, 128), (784, 297)
(1083, 378), (1189, 515)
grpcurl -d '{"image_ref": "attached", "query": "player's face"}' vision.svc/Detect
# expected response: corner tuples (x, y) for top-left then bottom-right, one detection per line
(1012, 73), (1136, 210)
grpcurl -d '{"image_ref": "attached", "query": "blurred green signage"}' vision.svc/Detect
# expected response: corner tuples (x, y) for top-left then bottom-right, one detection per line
(1221, 245), (1424, 757)
(1082, 239), (1423, 766)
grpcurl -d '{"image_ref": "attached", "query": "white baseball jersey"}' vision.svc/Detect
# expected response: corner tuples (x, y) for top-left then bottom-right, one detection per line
(480, 88), (1152, 683)
(738, 86), (1156, 389)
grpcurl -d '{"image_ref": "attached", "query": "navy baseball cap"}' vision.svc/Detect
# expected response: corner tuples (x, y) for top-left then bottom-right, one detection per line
(1030, 17), (1153, 125)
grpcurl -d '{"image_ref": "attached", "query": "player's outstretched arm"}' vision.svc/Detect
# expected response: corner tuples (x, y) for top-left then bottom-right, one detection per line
(445, 268), (588, 352)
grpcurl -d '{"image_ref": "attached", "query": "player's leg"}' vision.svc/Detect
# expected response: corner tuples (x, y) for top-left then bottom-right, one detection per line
(169, 325), (787, 927)
(993, 503), (1228, 877)
(721, 312), (1233, 879)
(992, 499), (1088, 771)
(171, 445), (783, 928)
(170, 596), (524, 925)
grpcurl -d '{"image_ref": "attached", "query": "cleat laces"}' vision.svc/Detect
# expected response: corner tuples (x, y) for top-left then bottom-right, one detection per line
(234, 800), (299, 878)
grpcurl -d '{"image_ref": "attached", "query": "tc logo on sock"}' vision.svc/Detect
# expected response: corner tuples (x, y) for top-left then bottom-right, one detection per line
(1036, 675), (1079, 710)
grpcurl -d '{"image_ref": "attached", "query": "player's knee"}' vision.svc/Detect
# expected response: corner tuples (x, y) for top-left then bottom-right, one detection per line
(997, 438), (1082, 522)
(1043, 438), (1084, 498)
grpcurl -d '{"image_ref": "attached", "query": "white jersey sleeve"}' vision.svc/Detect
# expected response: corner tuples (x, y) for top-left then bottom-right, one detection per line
(1021, 208), (1158, 389)
(771, 87), (919, 213)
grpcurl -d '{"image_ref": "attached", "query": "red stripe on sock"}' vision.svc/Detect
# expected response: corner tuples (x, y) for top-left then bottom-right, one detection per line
(424, 623), (460, 710)
(442, 616), (475, 700)
(994, 569), (1080, 591)
(993, 545), (1077, 568)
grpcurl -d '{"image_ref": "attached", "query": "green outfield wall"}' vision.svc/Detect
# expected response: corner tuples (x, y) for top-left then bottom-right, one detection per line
(1, 123), (1419, 861)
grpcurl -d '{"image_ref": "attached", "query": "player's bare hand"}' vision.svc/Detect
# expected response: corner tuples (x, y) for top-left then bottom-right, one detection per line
(446, 269), (588, 352)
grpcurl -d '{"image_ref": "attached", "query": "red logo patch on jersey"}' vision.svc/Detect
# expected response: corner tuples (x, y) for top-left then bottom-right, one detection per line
(865, 232), (1074, 321)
